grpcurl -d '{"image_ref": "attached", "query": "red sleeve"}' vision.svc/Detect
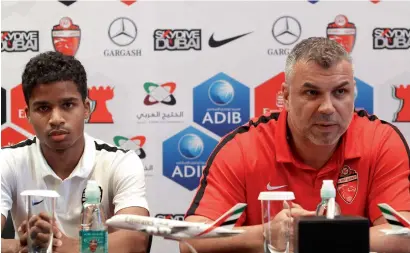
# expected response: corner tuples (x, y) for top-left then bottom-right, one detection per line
(186, 136), (246, 225)
(367, 124), (410, 224)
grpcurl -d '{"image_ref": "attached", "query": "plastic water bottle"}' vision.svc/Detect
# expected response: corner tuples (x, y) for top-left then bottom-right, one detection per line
(80, 180), (108, 253)
(316, 180), (341, 219)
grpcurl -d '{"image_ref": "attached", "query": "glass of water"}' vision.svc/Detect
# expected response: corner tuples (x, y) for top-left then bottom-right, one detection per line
(20, 190), (60, 253)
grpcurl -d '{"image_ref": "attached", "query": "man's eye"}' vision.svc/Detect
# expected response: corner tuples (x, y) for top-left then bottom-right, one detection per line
(63, 102), (74, 108)
(38, 106), (49, 112)
(306, 90), (318, 96)
(335, 89), (346, 96)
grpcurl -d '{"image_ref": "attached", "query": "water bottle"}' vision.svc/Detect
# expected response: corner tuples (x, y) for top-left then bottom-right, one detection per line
(316, 180), (341, 219)
(80, 180), (108, 253)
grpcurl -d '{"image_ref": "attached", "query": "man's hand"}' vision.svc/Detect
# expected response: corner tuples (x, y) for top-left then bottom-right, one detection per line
(17, 212), (66, 253)
(1, 239), (20, 253)
(52, 226), (79, 253)
(268, 202), (315, 252)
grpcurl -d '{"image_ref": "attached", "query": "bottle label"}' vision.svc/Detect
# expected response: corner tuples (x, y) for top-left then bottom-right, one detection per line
(80, 230), (108, 253)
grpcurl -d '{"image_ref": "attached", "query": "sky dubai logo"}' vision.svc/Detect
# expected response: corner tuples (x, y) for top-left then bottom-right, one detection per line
(143, 82), (176, 106)
(154, 29), (201, 51)
(373, 28), (410, 50)
(1, 31), (39, 52)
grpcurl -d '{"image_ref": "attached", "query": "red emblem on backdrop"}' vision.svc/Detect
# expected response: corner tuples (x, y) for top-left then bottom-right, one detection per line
(51, 17), (81, 56)
(337, 165), (358, 204)
(326, 15), (356, 53)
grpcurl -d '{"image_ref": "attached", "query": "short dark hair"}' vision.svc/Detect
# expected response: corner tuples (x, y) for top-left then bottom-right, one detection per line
(21, 51), (87, 105)
(285, 37), (352, 82)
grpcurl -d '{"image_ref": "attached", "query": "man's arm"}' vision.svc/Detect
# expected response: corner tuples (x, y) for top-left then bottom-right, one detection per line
(1, 150), (20, 253)
(107, 207), (150, 253)
(366, 124), (410, 253)
(180, 132), (252, 252)
(179, 215), (264, 253)
(108, 151), (150, 253)
(370, 213), (410, 253)
(1, 215), (20, 253)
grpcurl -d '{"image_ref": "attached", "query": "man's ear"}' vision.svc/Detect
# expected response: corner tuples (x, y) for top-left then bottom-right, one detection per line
(282, 82), (290, 111)
(84, 98), (91, 120)
(25, 107), (31, 123)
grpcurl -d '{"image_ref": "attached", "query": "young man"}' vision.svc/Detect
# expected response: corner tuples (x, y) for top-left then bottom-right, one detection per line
(1, 51), (150, 253)
(181, 37), (410, 253)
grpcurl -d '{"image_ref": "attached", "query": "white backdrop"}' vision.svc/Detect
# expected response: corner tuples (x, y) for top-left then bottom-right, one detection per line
(2, 1), (410, 252)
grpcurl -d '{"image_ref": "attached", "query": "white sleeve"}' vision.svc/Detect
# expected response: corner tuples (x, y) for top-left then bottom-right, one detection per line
(1, 149), (15, 219)
(111, 151), (149, 214)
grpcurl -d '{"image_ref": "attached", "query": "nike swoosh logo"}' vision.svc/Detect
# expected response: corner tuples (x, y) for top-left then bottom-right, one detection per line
(267, 184), (287, 191)
(208, 32), (253, 48)
(32, 199), (44, 206)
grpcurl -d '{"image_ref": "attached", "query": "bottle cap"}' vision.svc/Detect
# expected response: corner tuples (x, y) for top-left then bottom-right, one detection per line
(321, 180), (336, 198)
(85, 180), (101, 204)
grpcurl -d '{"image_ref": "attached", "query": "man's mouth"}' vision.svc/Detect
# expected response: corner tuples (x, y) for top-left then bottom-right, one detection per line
(48, 130), (69, 136)
(314, 123), (338, 130)
(316, 123), (337, 126)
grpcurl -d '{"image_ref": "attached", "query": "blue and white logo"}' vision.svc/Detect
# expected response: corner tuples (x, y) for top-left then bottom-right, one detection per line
(208, 80), (235, 106)
(178, 134), (204, 159)
(194, 72), (250, 137)
(163, 126), (218, 191)
(354, 77), (373, 114)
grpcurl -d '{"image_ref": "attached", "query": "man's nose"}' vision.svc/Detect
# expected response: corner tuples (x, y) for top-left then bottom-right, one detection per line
(49, 108), (65, 126)
(318, 95), (336, 115)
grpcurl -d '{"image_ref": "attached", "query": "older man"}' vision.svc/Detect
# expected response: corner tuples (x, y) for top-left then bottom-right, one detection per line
(181, 37), (410, 253)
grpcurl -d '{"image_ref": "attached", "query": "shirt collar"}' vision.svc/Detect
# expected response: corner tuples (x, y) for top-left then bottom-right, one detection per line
(36, 133), (96, 180)
(274, 111), (362, 164)
(342, 113), (362, 160)
(274, 110), (294, 163)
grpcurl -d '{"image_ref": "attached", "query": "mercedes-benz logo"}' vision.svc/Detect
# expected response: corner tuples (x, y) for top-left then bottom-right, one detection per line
(272, 16), (302, 45)
(108, 17), (137, 46)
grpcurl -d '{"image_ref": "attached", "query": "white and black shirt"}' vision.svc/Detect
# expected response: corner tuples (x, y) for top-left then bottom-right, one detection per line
(1, 133), (148, 238)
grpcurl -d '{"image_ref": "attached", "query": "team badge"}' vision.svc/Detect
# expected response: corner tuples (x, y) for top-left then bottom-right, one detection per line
(326, 15), (356, 53)
(51, 17), (81, 56)
(337, 165), (358, 204)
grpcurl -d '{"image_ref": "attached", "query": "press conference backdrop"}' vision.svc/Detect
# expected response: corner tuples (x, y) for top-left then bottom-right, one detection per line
(1, 0), (410, 252)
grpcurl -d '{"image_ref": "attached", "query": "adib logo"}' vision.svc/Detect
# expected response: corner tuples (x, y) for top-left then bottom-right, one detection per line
(354, 78), (374, 114)
(163, 126), (218, 191)
(193, 72), (250, 137)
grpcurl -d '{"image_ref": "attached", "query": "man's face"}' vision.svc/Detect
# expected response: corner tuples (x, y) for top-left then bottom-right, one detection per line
(89, 241), (98, 252)
(283, 60), (355, 146)
(25, 81), (90, 151)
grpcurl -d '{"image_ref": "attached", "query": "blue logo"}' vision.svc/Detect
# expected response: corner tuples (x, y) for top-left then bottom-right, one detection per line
(178, 134), (204, 159)
(354, 77), (373, 114)
(193, 72), (250, 137)
(209, 80), (235, 105)
(163, 126), (218, 191)
(32, 199), (44, 206)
